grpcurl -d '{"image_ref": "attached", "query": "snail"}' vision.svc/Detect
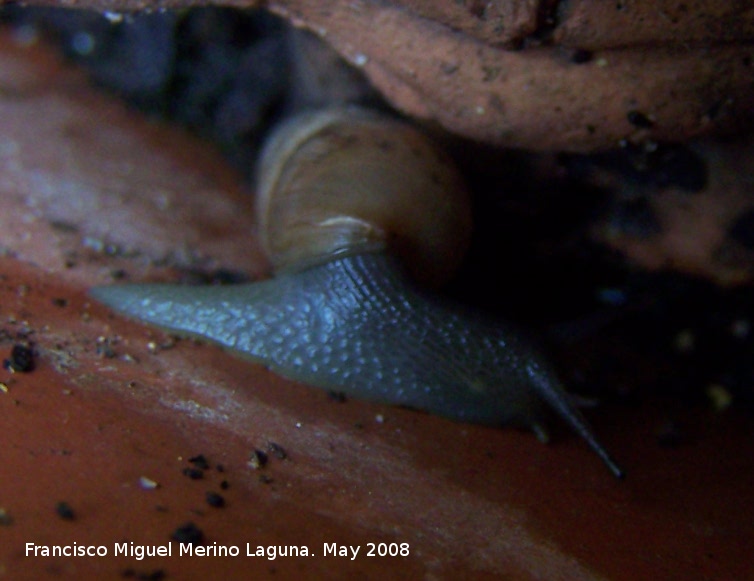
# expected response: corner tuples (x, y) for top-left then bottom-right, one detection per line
(91, 106), (624, 478)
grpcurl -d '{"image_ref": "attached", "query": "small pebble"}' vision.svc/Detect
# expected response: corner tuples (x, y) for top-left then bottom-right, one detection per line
(171, 522), (204, 545)
(205, 492), (225, 508)
(247, 450), (268, 470)
(627, 110), (654, 128)
(3, 344), (34, 373)
(188, 454), (210, 470)
(56, 501), (75, 520)
(267, 442), (287, 460)
(182, 468), (204, 480)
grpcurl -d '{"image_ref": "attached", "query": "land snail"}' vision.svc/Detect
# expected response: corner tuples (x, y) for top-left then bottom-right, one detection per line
(92, 106), (624, 478)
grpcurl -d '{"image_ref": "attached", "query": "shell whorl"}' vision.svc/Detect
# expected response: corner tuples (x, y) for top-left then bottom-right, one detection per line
(256, 107), (472, 287)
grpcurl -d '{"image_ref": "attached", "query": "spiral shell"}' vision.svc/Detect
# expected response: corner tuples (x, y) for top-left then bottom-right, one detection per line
(256, 107), (472, 287)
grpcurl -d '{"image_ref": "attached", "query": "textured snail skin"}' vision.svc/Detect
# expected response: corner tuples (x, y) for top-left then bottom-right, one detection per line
(91, 252), (624, 478)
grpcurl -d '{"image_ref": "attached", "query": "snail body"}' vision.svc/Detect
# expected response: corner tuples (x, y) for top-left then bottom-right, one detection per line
(91, 107), (623, 478)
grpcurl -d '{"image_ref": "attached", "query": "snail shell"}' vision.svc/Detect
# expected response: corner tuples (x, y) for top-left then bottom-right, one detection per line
(91, 107), (623, 478)
(256, 107), (471, 287)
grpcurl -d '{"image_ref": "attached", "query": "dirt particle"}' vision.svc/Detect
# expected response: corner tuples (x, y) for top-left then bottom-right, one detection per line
(170, 522), (204, 545)
(267, 442), (287, 460)
(182, 467), (204, 480)
(56, 501), (75, 520)
(188, 454), (210, 470)
(96, 336), (117, 359)
(205, 492), (225, 508)
(327, 390), (347, 402)
(3, 344), (34, 373)
(627, 110), (655, 128)
(247, 449), (268, 470)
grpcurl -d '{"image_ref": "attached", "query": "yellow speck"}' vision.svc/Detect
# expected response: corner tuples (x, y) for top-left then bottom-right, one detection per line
(706, 384), (733, 412)
(674, 329), (695, 352)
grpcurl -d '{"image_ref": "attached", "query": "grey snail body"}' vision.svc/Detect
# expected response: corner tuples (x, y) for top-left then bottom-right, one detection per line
(91, 107), (624, 478)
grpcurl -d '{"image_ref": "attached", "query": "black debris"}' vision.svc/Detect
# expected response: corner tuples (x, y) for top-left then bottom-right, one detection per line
(205, 492), (225, 508)
(248, 449), (268, 470)
(267, 442), (287, 460)
(4, 344), (34, 373)
(627, 110), (654, 128)
(56, 501), (75, 520)
(182, 468), (204, 480)
(170, 522), (204, 546)
(188, 454), (210, 470)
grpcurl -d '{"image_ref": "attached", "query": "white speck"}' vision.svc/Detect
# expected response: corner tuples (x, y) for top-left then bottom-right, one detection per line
(353, 53), (368, 67)
(475, 105), (486, 115)
(375, 414), (385, 424)
(139, 476), (159, 490)
(102, 11), (124, 23)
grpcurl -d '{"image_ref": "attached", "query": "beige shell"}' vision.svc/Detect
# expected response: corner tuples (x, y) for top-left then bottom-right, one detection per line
(256, 106), (472, 287)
